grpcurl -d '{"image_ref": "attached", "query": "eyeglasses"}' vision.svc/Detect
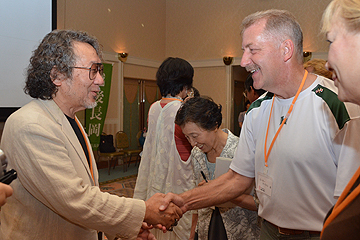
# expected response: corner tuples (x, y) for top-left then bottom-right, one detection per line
(71, 63), (104, 80)
(243, 91), (248, 98)
(187, 88), (194, 98)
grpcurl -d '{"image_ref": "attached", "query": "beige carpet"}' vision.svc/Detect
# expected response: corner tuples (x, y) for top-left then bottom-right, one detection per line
(100, 175), (137, 198)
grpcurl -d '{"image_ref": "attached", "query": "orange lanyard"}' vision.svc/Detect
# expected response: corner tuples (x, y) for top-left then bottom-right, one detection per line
(75, 118), (95, 183)
(264, 70), (308, 171)
(161, 97), (183, 102)
(321, 166), (360, 237)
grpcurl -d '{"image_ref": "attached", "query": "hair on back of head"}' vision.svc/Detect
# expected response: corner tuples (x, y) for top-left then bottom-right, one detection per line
(156, 57), (194, 97)
(303, 58), (333, 79)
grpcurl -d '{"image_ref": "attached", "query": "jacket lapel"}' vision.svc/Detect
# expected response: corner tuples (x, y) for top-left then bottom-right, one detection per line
(40, 100), (97, 185)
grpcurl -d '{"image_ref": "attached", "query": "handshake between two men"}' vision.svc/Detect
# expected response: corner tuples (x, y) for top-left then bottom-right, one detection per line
(144, 170), (253, 233)
(143, 192), (184, 231)
(135, 192), (184, 240)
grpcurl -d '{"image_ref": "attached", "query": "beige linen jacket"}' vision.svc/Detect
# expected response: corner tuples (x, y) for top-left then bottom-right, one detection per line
(0, 99), (145, 240)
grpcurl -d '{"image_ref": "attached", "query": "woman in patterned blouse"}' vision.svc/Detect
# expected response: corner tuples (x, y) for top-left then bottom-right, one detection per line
(175, 97), (260, 240)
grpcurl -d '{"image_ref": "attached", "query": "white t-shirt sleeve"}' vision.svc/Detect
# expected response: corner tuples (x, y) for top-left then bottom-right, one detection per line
(230, 112), (256, 178)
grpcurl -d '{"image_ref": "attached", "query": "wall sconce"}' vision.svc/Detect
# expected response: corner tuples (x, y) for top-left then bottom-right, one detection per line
(223, 56), (233, 66)
(118, 52), (128, 62)
(303, 52), (312, 62)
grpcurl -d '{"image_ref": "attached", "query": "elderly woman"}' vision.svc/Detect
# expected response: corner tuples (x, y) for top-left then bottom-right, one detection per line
(134, 57), (194, 240)
(321, 1), (360, 239)
(175, 97), (260, 240)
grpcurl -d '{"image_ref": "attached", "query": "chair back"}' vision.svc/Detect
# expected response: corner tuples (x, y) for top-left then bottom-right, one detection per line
(115, 131), (129, 149)
(136, 130), (143, 148)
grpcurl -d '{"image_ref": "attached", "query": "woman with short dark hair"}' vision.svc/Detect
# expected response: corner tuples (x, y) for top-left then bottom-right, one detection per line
(175, 97), (260, 240)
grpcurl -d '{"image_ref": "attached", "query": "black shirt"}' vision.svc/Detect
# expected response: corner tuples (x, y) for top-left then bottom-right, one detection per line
(65, 115), (90, 166)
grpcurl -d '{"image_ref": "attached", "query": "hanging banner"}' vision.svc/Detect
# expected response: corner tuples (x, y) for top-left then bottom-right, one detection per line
(85, 63), (113, 151)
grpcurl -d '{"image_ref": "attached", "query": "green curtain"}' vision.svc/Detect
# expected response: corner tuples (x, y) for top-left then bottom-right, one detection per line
(85, 63), (113, 152)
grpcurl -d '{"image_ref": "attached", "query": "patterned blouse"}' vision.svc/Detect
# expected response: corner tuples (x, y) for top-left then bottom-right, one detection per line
(191, 129), (260, 240)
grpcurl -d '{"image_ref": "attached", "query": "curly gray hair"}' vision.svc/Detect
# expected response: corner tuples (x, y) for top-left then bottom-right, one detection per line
(24, 29), (102, 99)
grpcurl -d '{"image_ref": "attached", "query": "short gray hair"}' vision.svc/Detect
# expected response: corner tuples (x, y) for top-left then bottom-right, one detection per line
(241, 9), (303, 63)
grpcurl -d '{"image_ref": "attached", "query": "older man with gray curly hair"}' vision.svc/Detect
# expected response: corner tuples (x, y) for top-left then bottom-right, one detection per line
(0, 29), (182, 240)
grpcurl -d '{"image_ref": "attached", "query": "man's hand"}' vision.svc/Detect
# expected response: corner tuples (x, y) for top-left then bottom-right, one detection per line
(144, 193), (183, 230)
(159, 170), (254, 213)
(136, 222), (156, 240)
(0, 183), (13, 206)
(159, 192), (186, 213)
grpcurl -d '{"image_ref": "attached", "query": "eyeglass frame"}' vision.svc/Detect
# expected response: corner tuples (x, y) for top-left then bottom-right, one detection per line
(187, 88), (194, 98)
(243, 90), (248, 98)
(70, 63), (104, 80)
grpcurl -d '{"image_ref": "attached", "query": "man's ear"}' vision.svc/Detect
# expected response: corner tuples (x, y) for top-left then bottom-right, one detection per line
(282, 39), (294, 62)
(50, 66), (65, 86)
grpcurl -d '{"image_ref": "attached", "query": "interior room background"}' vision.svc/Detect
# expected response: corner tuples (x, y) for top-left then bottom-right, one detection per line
(1, 0), (330, 151)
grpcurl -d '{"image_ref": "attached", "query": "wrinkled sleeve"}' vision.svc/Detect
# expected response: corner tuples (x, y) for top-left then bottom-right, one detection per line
(6, 122), (145, 239)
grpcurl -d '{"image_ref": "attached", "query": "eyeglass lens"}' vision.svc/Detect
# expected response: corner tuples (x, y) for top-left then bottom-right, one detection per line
(90, 63), (104, 80)
(187, 88), (194, 98)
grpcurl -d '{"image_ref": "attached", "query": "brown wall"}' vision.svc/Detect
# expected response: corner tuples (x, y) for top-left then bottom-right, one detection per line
(166, 0), (330, 60)
(58, 0), (331, 130)
(58, 0), (166, 61)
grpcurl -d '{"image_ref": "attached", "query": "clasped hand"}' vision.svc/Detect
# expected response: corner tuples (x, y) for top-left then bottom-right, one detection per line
(144, 193), (184, 231)
(157, 181), (208, 215)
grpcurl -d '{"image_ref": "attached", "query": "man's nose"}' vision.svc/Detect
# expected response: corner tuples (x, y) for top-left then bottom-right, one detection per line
(240, 51), (251, 67)
(94, 71), (105, 86)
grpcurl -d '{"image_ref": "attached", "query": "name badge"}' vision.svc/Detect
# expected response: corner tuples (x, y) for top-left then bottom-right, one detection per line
(257, 172), (273, 197)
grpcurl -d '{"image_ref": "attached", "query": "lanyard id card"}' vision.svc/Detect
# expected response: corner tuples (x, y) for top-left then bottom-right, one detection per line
(257, 172), (273, 197)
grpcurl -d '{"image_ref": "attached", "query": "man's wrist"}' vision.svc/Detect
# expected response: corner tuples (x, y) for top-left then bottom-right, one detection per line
(179, 191), (190, 212)
(253, 193), (260, 210)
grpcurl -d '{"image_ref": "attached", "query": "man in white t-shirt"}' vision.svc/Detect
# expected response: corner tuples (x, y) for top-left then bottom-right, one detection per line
(162, 9), (360, 240)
